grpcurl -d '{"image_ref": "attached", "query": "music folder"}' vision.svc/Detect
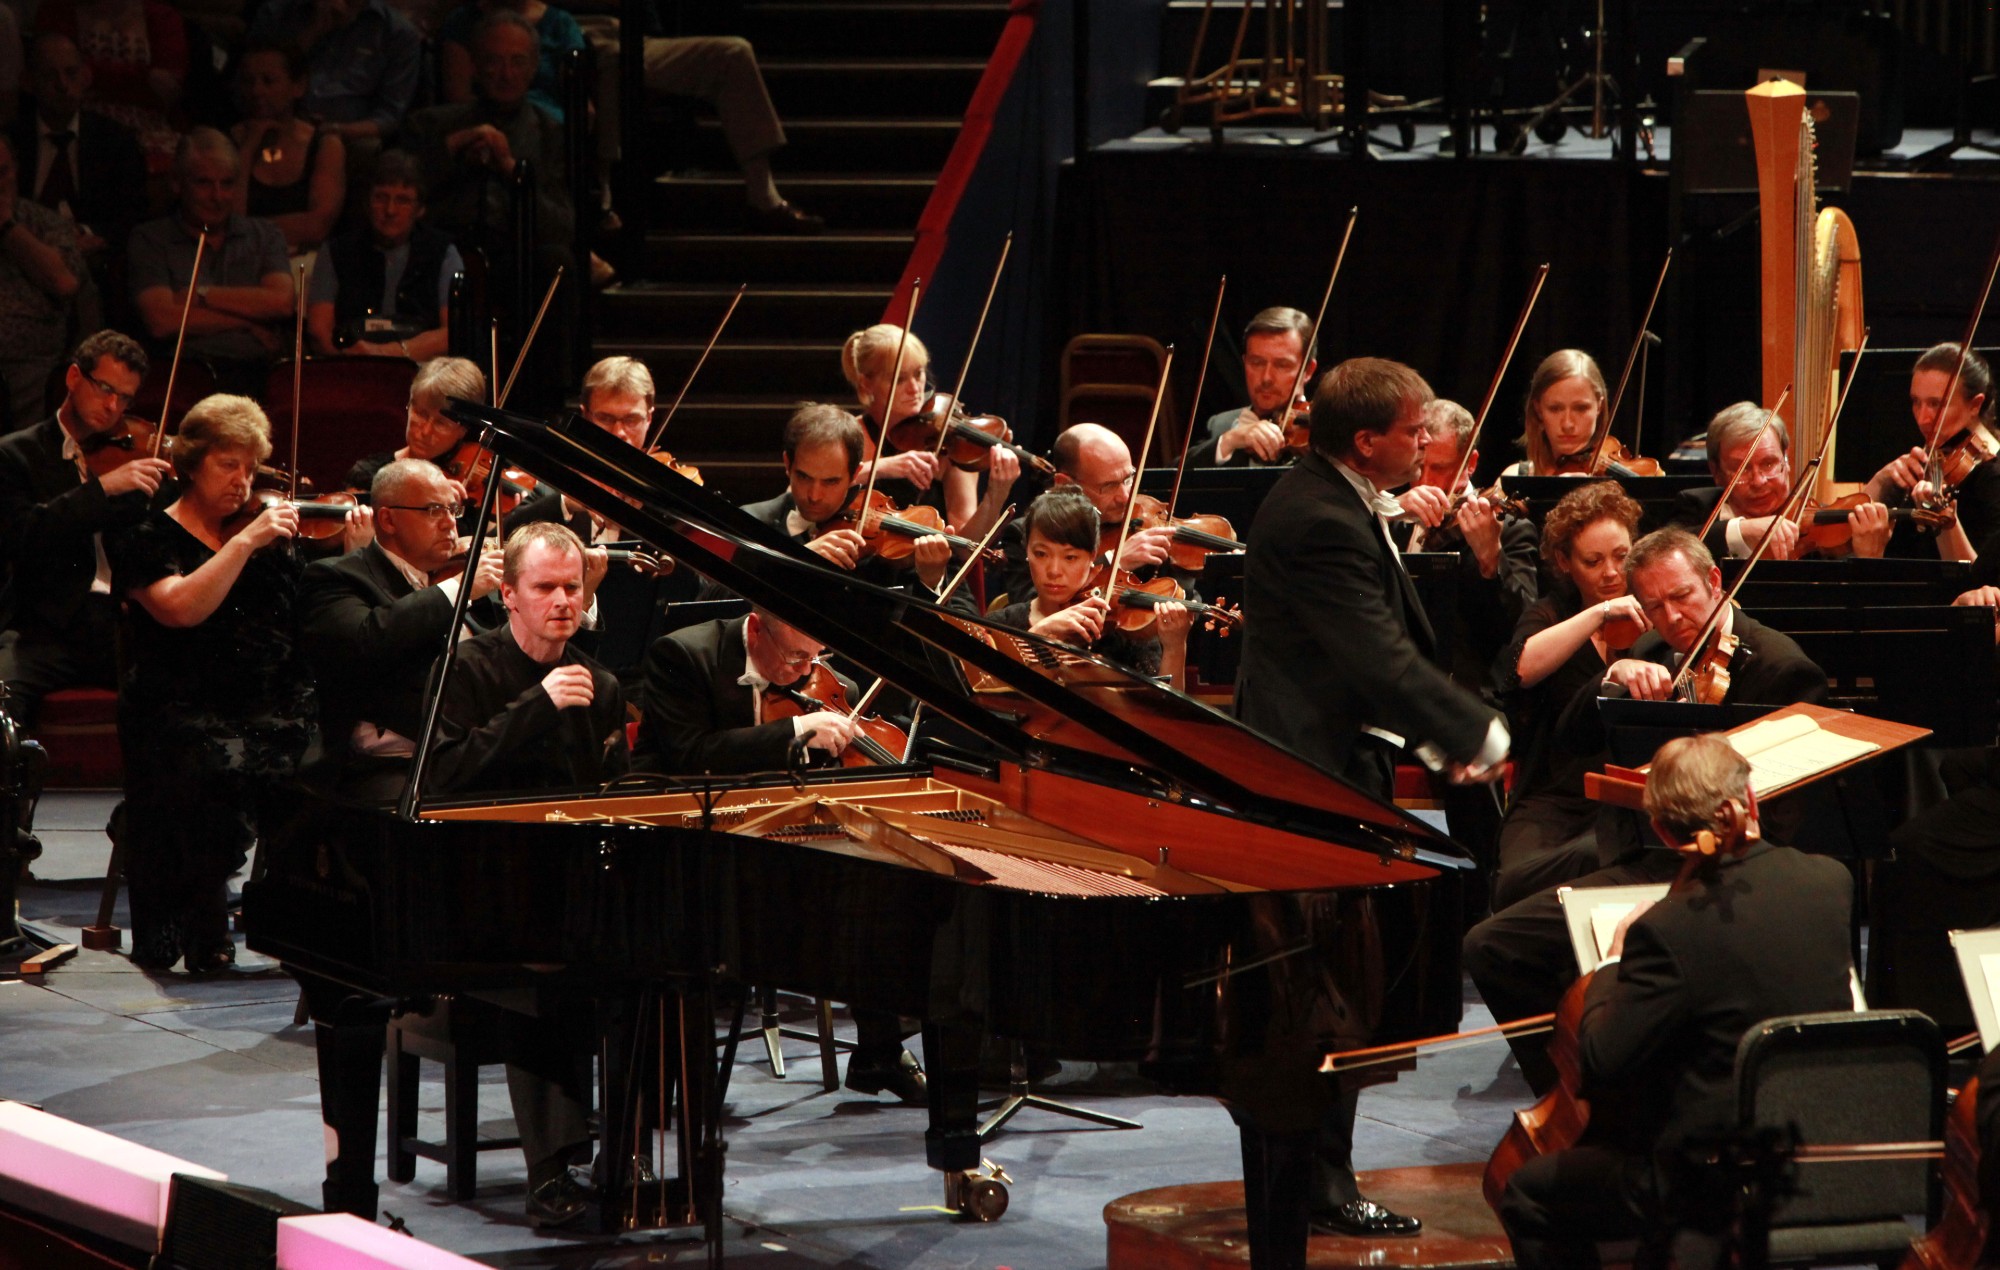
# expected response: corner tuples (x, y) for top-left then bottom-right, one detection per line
(1949, 927), (2000, 1054)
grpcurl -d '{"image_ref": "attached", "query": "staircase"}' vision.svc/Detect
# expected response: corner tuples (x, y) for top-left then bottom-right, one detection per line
(596, 1), (1011, 502)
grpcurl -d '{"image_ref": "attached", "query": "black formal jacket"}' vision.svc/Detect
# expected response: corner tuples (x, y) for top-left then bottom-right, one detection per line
(636, 615), (856, 776)
(1577, 842), (1853, 1150)
(1393, 508), (1540, 698)
(426, 623), (627, 796)
(1234, 450), (1499, 791)
(7, 112), (148, 251)
(297, 540), (461, 752)
(1671, 486), (1734, 561)
(0, 415), (164, 632)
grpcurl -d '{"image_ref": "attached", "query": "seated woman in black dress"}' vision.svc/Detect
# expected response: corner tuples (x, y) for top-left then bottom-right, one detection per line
(985, 486), (1190, 688)
(108, 394), (318, 972)
(1489, 480), (1646, 911)
(229, 40), (345, 255)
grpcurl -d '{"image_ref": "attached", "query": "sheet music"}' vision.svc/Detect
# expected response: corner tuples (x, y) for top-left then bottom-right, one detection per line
(1590, 903), (1641, 962)
(1725, 714), (1879, 794)
(1980, 953), (2000, 1033)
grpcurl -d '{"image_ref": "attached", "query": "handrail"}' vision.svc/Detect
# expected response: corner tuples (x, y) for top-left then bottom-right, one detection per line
(884, 0), (1043, 320)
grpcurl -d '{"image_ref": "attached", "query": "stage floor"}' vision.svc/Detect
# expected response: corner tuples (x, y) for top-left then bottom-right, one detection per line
(3, 792), (1527, 1269)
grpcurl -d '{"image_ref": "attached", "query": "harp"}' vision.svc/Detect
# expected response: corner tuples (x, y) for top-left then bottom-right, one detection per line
(1747, 78), (1865, 503)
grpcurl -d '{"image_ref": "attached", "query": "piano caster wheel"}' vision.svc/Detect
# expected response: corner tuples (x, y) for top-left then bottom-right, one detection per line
(945, 1161), (1011, 1223)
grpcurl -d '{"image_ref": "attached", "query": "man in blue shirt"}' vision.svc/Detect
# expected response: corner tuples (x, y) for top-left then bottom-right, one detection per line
(308, 151), (462, 363)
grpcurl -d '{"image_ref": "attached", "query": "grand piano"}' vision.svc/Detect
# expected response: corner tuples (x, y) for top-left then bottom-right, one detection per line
(244, 404), (1474, 1266)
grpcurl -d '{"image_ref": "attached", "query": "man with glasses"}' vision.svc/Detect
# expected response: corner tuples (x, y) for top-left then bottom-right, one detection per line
(0, 330), (170, 727)
(990, 421), (1180, 611)
(298, 457), (506, 802)
(1674, 400), (1891, 560)
(1191, 306), (1315, 468)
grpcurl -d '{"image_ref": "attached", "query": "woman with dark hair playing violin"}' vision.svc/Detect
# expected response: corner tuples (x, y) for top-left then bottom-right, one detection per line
(984, 486), (1192, 689)
(1862, 341), (1994, 561)
(106, 394), (320, 973)
(840, 322), (1020, 542)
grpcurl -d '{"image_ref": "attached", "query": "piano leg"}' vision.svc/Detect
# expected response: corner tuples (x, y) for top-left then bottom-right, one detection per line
(1233, 1113), (1313, 1270)
(921, 1020), (984, 1176)
(301, 980), (391, 1219)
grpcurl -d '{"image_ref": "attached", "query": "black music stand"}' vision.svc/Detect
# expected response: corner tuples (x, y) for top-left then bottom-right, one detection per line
(977, 1039), (1140, 1140)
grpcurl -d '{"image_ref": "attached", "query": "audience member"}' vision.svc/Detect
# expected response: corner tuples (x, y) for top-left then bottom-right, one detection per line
(245, 0), (422, 147)
(437, 0), (585, 122)
(308, 151), (460, 361)
(0, 133), (84, 426)
(0, 6), (21, 130)
(127, 127), (293, 397)
(229, 41), (345, 256)
(10, 31), (148, 271)
(33, 0), (188, 170)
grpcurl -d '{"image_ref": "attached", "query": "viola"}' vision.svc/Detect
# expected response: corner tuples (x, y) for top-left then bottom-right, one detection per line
(1934, 424), (2000, 494)
(1097, 571), (1241, 637)
(1794, 493), (1946, 558)
(886, 393), (1057, 477)
(1680, 626), (1740, 706)
(816, 489), (1002, 565)
(1548, 438), (1663, 479)
(1101, 493), (1240, 573)
(224, 490), (358, 543)
(762, 662), (911, 768)
(77, 414), (171, 478)
(647, 447), (702, 485)
(1599, 608), (1645, 651)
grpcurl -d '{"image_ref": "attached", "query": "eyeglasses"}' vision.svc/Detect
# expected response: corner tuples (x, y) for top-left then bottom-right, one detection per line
(585, 409), (651, 432)
(382, 501), (464, 519)
(82, 374), (136, 406)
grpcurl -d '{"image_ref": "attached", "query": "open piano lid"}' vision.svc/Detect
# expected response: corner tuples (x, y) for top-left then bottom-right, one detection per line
(448, 402), (1469, 872)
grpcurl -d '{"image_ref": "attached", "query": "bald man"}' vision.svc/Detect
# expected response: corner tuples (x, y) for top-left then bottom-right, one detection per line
(990, 422), (1187, 609)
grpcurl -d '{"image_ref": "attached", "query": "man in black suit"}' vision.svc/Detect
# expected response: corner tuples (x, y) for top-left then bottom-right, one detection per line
(1497, 733), (1854, 1270)
(635, 606), (926, 1104)
(1672, 400), (1890, 562)
(1188, 305), (1313, 468)
(0, 330), (170, 726)
(1235, 357), (1507, 1241)
(10, 33), (146, 272)
(1464, 526), (1829, 1094)
(297, 457), (504, 802)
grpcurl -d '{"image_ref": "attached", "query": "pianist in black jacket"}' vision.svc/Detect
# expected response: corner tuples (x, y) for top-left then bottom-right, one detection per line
(297, 458), (505, 802)
(634, 606), (928, 1104)
(426, 521), (625, 797)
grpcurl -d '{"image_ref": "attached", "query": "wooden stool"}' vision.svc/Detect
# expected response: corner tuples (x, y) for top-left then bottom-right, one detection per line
(386, 1001), (522, 1200)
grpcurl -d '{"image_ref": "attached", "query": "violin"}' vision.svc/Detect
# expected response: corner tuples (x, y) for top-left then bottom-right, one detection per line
(762, 662), (912, 767)
(1677, 624), (1740, 705)
(886, 393), (1057, 477)
(1794, 493), (1946, 558)
(80, 414), (304, 492)
(647, 447), (702, 485)
(224, 489), (359, 542)
(439, 439), (538, 510)
(816, 488), (1002, 565)
(1548, 438), (1664, 479)
(1089, 567), (1241, 637)
(1933, 424), (2000, 496)
(1101, 493), (1239, 573)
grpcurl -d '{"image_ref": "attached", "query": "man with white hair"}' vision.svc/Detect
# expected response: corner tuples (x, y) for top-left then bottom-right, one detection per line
(126, 127), (292, 395)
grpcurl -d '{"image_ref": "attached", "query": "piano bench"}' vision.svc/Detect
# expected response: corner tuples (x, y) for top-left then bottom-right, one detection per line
(722, 988), (853, 1091)
(386, 1001), (525, 1201)
(36, 688), (121, 788)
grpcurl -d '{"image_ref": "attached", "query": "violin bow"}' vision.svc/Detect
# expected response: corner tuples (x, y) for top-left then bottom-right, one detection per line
(1587, 248), (1673, 473)
(844, 506), (1012, 723)
(1923, 227), (2000, 471)
(1167, 274), (1228, 519)
(1672, 333), (1866, 697)
(1450, 262), (1551, 499)
(288, 258), (307, 499)
(1275, 208), (1358, 429)
(855, 278), (922, 519)
(151, 227), (210, 458)
(489, 320), (501, 406)
(1100, 347), (1175, 600)
(649, 283), (745, 452)
(1697, 383), (1792, 540)
(496, 265), (565, 410)
(934, 234), (1013, 460)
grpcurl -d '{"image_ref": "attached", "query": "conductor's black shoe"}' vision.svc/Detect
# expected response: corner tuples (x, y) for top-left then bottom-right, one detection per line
(1311, 1199), (1423, 1237)
(844, 1049), (927, 1104)
(526, 1173), (592, 1230)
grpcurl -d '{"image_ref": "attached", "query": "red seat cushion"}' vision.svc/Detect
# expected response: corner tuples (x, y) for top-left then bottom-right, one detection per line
(36, 688), (120, 787)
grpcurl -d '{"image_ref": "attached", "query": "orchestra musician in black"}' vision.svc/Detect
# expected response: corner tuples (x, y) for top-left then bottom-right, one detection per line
(1464, 527), (1828, 1095)
(1190, 305), (1314, 467)
(1495, 734), (1854, 1270)
(634, 605), (929, 1105)
(297, 457), (504, 802)
(1675, 401), (1889, 561)
(1863, 342), (1995, 561)
(1490, 480), (1645, 911)
(990, 422), (1179, 611)
(1236, 356), (1507, 1238)
(0, 330), (171, 727)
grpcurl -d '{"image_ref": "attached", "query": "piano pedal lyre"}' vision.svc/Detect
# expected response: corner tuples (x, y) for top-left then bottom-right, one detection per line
(943, 1158), (1012, 1222)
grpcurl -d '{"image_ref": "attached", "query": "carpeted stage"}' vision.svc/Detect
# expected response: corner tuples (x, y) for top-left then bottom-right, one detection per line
(4, 791), (1530, 1269)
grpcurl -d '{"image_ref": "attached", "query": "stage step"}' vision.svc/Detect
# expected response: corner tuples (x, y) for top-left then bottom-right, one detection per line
(761, 57), (985, 118)
(592, 338), (844, 398)
(649, 173), (937, 233)
(684, 116), (961, 173)
(742, 2), (1010, 59)
(599, 283), (890, 340)
(638, 230), (914, 283)
(1105, 1163), (1514, 1270)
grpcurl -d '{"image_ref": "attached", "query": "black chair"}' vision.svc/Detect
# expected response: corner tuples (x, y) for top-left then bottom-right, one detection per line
(1730, 1008), (1946, 1268)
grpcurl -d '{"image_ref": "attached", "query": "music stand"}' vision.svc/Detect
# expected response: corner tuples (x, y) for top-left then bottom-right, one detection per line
(977, 1040), (1140, 1140)
(1950, 927), (2000, 1054)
